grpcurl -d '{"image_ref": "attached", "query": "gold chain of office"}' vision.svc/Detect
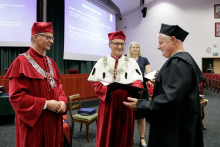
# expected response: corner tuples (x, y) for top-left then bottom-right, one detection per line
(102, 56), (129, 82)
(23, 52), (56, 88)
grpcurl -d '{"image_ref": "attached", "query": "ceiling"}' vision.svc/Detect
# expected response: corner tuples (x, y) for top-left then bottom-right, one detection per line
(111, 0), (155, 16)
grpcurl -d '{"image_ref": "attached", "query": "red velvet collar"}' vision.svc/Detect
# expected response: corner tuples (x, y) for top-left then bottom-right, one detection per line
(29, 47), (46, 58)
(110, 54), (122, 60)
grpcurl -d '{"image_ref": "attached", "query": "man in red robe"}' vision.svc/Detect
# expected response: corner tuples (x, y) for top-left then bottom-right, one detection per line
(4, 22), (67, 147)
(88, 30), (144, 147)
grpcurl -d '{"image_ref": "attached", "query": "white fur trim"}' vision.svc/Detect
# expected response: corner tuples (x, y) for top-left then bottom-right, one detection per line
(88, 55), (143, 84)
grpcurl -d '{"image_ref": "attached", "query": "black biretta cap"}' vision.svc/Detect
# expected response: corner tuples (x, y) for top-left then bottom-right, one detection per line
(159, 23), (189, 42)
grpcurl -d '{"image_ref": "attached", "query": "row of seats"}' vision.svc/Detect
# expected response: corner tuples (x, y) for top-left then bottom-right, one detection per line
(203, 73), (220, 94)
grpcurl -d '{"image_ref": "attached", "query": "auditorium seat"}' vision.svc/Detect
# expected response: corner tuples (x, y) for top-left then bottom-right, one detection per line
(203, 73), (208, 88)
(213, 74), (220, 93)
(206, 73), (213, 90)
(202, 73), (207, 88)
(4, 68), (9, 75)
(216, 75), (220, 94)
(199, 81), (204, 95)
(210, 74), (217, 91)
(68, 69), (79, 74)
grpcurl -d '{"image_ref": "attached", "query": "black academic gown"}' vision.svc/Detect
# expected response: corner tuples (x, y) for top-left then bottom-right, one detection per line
(137, 52), (205, 147)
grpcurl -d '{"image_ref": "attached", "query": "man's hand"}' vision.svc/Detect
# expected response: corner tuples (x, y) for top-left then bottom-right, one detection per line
(46, 100), (60, 113)
(123, 97), (138, 111)
(57, 101), (67, 113)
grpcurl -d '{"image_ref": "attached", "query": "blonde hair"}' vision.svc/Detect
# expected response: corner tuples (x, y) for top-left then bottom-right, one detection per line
(127, 41), (142, 57)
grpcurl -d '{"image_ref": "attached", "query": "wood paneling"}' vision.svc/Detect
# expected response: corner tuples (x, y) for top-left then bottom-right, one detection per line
(213, 58), (220, 73)
(0, 74), (97, 101)
(0, 79), (9, 93)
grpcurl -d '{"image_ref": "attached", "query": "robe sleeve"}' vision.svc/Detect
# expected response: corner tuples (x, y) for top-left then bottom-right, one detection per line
(131, 80), (144, 88)
(130, 80), (144, 99)
(9, 77), (46, 127)
(58, 79), (67, 104)
(137, 58), (193, 123)
(91, 82), (109, 102)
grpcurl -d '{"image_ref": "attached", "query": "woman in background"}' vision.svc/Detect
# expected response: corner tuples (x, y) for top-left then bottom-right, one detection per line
(127, 41), (152, 147)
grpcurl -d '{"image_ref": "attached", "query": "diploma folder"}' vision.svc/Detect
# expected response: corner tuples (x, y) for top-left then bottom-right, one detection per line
(78, 108), (96, 116)
(107, 82), (147, 92)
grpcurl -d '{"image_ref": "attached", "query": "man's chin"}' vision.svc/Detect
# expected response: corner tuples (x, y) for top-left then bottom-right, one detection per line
(117, 53), (122, 56)
(162, 54), (168, 58)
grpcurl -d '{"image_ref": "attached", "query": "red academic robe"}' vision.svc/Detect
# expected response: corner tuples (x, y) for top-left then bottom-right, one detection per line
(4, 48), (67, 147)
(93, 80), (143, 147)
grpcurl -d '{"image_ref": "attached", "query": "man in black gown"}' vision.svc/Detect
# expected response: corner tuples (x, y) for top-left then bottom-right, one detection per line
(123, 23), (205, 147)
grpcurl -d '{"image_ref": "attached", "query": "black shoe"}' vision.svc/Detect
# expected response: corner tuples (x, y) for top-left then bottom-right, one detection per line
(140, 137), (147, 147)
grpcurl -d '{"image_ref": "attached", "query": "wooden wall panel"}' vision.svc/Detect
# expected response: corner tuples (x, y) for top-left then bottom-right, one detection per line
(213, 58), (220, 73)
(0, 74), (98, 101)
(0, 79), (9, 93)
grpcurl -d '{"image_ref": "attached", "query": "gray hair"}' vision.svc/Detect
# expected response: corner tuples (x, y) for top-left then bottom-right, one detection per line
(31, 35), (34, 44)
(127, 41), (142, 57)
(31, 33), (45, 44)
(158, 34), (183, 44)
(158, 34), (171, 40)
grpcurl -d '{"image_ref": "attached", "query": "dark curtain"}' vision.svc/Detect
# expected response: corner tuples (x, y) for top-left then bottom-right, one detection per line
(0, 47), (29, 75)
(0, 0), (96, 76)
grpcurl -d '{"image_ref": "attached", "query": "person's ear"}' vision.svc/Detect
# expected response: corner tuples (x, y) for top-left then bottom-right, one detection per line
(33, 34), (38, 42)
(171, 36), (177, 45)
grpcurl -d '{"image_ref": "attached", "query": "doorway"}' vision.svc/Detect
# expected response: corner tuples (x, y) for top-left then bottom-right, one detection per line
(202, 57), (220, 73)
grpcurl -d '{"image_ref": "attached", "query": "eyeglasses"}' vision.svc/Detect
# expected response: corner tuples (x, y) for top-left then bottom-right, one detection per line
(110, 42), (126, 46)
(37, 34), (54, 41)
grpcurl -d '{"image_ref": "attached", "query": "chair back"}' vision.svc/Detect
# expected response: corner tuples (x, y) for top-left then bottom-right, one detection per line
(68, 69), (79, 74)
(209, 74), (214, 79)
(206, 73), (211, 78)
(199, 81), (204, 94)
(213, 74), (218, 80)
(217, 74), (220, 81)
(68, 94), (81, 120)
(4, 68), (9, 74)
